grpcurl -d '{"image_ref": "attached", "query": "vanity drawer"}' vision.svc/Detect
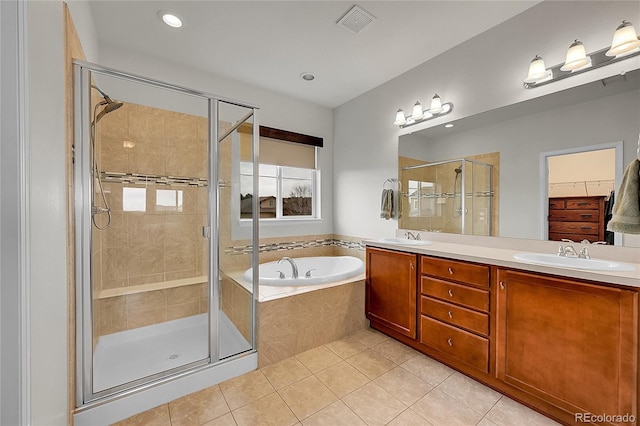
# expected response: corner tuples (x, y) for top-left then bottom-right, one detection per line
(566, 198), (601, 210)
(549, 199), (566, 210)
(421, 277), (489, 312)
(548, 209), (599, 222)
(420, 316), (489, 373)
(421, 296), (489, 336)
(420, 256), (489, 288)
(549, 221), (600, 235)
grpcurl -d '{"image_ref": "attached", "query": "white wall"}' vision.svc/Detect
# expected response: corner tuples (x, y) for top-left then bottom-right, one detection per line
(27, 1), (68, 424)
(333, 1), (640, 240)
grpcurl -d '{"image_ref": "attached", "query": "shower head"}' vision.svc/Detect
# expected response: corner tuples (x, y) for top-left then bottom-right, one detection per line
(94, 99), (124, 123)
(454, 167), (463, 175)
(91, 85), (124, 123)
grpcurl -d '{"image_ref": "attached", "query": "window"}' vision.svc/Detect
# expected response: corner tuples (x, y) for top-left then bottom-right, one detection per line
(238, 128), (321, 221)
(240, 163), (318, 219)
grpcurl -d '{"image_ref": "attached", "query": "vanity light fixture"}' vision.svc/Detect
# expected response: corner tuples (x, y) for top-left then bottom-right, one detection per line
(158, 11), (183, 28)
(523, 20), (640, 89)
(394, 94), (453, 128)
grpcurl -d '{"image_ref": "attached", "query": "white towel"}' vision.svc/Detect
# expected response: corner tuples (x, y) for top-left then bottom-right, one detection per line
(380, 188), (394, 220)
(607, 159), (640, 234)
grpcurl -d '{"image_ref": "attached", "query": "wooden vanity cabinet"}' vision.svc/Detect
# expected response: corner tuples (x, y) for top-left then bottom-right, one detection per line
(419, 256), (491, 373)
(496, 268), (638, 424)
(365, 247), (417, 339)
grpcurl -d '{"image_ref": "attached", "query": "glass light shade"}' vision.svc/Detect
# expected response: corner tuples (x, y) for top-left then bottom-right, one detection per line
(430, 94), (443, 114)
(606, 21), (640, 57)
(524, 55), (551, 83)
(560, 40), (591, 71)
(411, 102), (424, 120)
(394, 109), (406, 126)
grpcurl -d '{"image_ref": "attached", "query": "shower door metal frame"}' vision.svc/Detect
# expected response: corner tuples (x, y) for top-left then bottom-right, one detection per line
(73, 61), (260, 408)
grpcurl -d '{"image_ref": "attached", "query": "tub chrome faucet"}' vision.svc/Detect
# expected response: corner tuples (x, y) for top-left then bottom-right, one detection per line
(278, 257), (299, 279)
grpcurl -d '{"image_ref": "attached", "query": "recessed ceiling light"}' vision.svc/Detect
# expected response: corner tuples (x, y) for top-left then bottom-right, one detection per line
(300, 72), (315, 81)
(444, 123), (454, 128)
(158, 10), (183, 28)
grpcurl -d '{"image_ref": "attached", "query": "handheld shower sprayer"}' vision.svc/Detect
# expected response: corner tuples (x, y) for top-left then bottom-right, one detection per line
(90, 85), (124, 230)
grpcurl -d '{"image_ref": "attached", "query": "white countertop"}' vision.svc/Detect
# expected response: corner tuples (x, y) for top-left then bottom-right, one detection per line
(365, 236), (640, 289)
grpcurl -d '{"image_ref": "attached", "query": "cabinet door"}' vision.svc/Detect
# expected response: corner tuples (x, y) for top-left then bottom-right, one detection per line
(496, 269), (637, 420)
(366, 248), (417, 338)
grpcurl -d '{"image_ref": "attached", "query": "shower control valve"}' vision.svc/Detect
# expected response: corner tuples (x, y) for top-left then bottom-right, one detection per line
(305, 269), (316, 278)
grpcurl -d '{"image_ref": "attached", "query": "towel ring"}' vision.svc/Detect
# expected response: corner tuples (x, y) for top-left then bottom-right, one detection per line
(383, 178), (400, 190)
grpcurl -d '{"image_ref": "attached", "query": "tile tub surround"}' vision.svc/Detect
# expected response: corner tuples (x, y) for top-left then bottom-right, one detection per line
(115, 328), (560, 426)
(258, 279), (367, 368)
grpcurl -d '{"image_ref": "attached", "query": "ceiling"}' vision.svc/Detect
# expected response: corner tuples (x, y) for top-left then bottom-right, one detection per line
(88, 1), (540, 108)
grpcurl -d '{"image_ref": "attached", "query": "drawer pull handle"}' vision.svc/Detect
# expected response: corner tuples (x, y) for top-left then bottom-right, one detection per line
(579, 226), (593, 230)
(500, 281), (505, 290)
(448, 267), (454, 274)
(448, 289), (454, 297)
(448, 311), (453, 318)
(580, 214), (593, 218)
(447, 338), (453, 347)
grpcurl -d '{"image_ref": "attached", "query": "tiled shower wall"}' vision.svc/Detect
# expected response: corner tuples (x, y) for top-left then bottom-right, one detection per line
(93, 103), (209, 339)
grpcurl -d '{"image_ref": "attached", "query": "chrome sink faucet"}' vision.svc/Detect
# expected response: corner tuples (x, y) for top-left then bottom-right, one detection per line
(405, 231), (420, 240)
(278, 257), (299, 279)
(557, 244), (590, 259)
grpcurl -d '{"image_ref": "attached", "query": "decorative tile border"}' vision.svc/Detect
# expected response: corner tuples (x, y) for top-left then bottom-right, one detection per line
(101, 171), (208, 187)
(224, 238), (365, 255)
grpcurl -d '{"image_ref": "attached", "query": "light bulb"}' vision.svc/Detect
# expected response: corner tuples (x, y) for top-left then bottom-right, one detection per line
(561, 40), (591, 72)
(430, 94), (443, 114)
(394, 109), (406, 126)
(411, 102), (424, 120)
(524, 55), (552, 84)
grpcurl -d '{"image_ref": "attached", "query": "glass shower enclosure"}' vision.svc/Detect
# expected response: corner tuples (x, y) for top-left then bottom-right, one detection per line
(400, 158), (493, 235)
(73, 61), (259, 406)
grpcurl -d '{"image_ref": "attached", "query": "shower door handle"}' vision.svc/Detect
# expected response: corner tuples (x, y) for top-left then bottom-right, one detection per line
(202, 226), (211, 239)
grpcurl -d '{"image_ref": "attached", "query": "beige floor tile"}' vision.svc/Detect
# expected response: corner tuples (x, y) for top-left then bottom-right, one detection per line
(387, 409), (433, 426)
(112, 404), (171, 426)
(437, 373), (502, 415)
(219, 370), (275, 410)
(372, 338), (419, 364)
(168, 386), (230, 426)
(411, 388), (484, 426)
(400, 353), (455, 387)
(231, 393), (298, 426)
(278, 376), (338, 420)
(350, 328), (390, 348)
(295, 346), (342, 373)
(483, 396), (561, 426)
(201, 412), (237, 426)
(315, 361), (370, 398)
(324, 337), (368, 359)
(374, 366), (433, 406)
(261, 357), (312, 390)
(346, 348), (396, 380)
(301, 400), (366, 426)
(342, 382), (407, 426)
(477, 418), (500, 426)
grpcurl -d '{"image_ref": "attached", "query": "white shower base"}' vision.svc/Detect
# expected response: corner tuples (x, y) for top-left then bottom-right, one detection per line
(93, 311), (251, 392)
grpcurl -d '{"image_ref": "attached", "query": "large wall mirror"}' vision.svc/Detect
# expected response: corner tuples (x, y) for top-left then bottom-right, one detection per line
(398, 68), (640, 247)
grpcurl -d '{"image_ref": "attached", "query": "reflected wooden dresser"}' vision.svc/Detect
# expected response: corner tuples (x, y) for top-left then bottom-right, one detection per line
(548, 196), (605, 243)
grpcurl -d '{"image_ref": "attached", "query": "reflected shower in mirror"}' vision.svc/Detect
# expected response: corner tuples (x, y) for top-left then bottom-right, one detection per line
(398, 68), (640, 247)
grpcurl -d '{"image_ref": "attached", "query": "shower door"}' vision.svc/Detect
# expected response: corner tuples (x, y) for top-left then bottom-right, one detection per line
(74, 62), (258, 404)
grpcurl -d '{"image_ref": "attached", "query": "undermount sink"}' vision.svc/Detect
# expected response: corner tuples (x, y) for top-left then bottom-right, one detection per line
(378, 237), (432, 246)
(513, 253), (635, 272)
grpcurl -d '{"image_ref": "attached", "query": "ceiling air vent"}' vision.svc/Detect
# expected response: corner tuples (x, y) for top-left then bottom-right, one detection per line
(336, 5), (376, 34)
